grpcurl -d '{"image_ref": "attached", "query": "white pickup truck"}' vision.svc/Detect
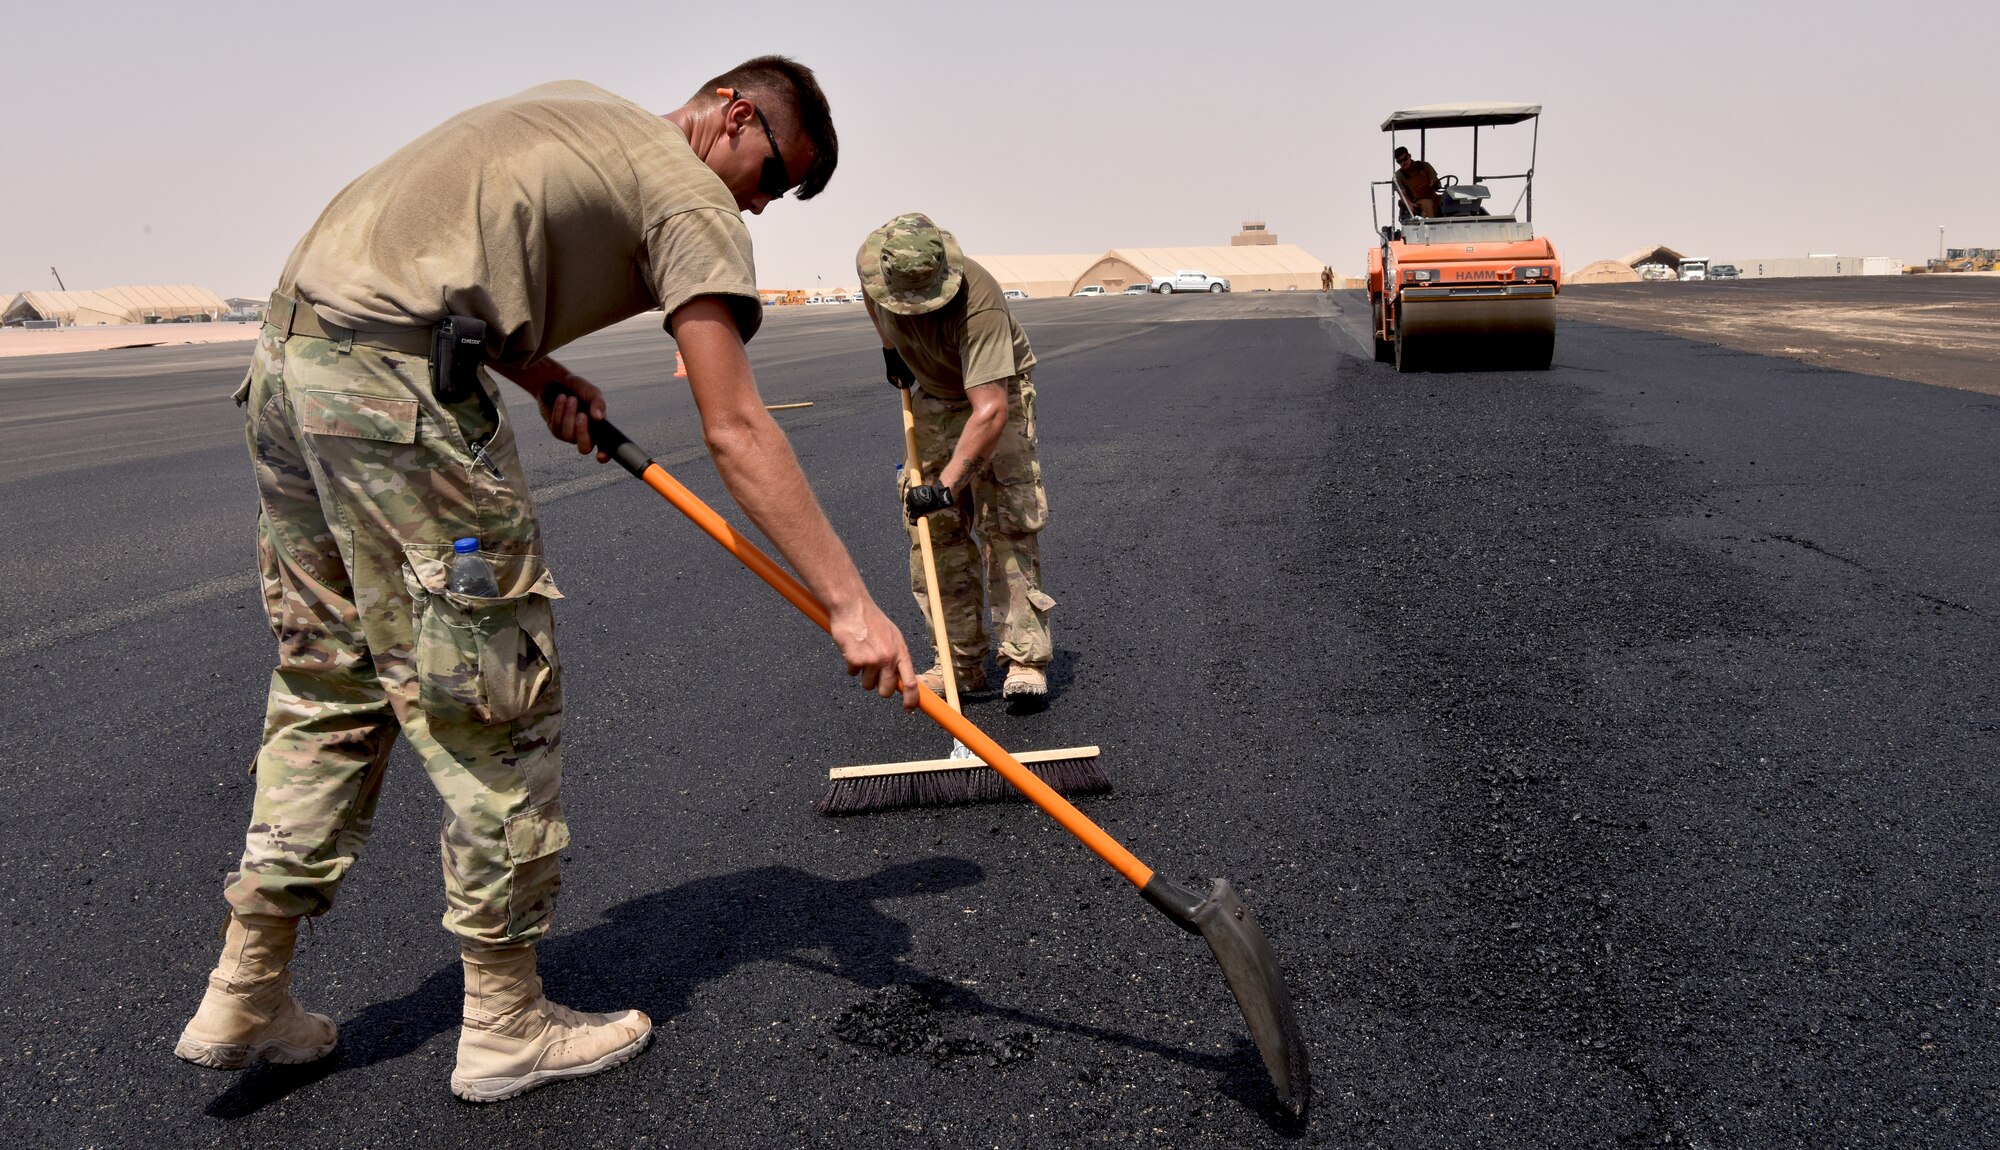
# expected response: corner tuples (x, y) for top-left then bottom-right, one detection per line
(1150, 269), (1231, 294)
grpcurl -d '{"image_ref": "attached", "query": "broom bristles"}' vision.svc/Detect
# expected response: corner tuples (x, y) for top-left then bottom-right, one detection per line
(815, 754), (1110, 816)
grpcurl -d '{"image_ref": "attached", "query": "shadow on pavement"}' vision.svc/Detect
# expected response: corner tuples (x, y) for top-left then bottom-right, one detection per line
(206, 857), (983, 1118)
(853, 978), (1308, 1135)
(206, 853), (1300, 1132)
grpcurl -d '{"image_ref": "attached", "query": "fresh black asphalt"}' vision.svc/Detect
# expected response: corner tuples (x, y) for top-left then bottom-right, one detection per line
(0, 289), (1992, 1147)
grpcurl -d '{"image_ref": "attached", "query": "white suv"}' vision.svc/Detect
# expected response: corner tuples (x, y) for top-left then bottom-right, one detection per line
(1151, 269), (1231, 294)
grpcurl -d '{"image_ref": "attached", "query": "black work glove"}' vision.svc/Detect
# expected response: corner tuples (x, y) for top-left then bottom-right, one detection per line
(905, 482), (955, 521)
(882, 347), (916, 390)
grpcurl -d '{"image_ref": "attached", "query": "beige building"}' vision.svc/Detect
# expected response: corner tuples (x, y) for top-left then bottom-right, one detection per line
(1231, 220), (1278, 246)
(1605, 245), (1900, 280)
(1726, 255), (1901, 278)
(3, 285), (230, 326)
(973, 242), (1330, 298)
(966, 254), (1102, 300)
(1068, 244), (1329, 293)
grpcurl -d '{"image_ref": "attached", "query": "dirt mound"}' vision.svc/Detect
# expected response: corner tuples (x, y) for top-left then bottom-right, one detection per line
(1565, 260), (1643, 285)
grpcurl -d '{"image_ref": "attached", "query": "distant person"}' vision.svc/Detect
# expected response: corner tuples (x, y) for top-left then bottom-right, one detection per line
(1394, 146), (1440, 218)
(175, 58), (918, 1104)
(1320, 266), (1334, 292)
(859, 213), (1058, 703)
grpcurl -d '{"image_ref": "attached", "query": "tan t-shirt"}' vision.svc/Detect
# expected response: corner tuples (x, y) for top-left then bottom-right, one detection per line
(868, 259), (1036, 401)
(1395, 159), (1440, 205)
(280, 80), (760, 368)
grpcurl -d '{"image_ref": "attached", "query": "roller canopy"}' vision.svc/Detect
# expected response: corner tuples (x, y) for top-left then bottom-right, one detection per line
(1382, 103), (1541, 130)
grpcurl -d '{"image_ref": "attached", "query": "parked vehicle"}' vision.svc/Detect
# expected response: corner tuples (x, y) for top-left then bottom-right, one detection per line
(1708, 264), (1740, 279)
(1678, 258), (1709, 282)
(1120, 283), (1151, 295)
(1634, 263), (1676, 282)
(1151, 269), (1231, 294)
(1071, 285), (1106, 297)
(1002, 288), (1029, 300)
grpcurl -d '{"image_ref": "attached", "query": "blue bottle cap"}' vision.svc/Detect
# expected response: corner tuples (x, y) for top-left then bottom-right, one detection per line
(453, 537), (479, 554)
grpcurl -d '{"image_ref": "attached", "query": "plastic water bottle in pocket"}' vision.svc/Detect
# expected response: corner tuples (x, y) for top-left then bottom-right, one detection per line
(446, 537), (500, 597)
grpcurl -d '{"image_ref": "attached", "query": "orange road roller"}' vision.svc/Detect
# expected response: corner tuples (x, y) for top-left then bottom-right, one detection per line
(1366, 102), (1560, 372)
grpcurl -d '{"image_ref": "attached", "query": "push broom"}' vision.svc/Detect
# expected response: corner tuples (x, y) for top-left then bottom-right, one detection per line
(545, 384), (1311, 1116)
(815, 386), (1107, 815)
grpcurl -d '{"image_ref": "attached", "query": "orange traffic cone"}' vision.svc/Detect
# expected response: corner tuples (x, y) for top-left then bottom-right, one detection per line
(673, 350), (687, 378)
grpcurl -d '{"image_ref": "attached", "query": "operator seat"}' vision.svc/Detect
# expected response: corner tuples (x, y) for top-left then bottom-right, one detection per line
(1438, 184), (1493, 217)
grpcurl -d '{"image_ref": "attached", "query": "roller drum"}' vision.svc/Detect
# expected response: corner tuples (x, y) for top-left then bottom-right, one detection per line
(1394, 296), (1555, 372)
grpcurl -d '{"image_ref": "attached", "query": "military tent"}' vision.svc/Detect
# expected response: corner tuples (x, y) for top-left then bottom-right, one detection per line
(963, 254), (1101, 300)
(1067, 244), (1328, 294)
(2, 285), (229, 326)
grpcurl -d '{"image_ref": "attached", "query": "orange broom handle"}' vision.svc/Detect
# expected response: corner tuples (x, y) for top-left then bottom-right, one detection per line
(631, 459), (1153, 890)
(634, 464), (832, 630)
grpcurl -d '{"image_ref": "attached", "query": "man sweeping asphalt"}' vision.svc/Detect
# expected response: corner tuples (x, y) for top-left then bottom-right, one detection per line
(858, 213), (1058, 703)
(175, 58), (917, 1103)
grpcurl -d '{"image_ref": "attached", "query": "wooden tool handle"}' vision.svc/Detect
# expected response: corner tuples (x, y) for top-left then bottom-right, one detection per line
(900, 386), (962, 715)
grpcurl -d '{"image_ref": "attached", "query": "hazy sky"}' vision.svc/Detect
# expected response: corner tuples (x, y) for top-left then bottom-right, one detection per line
(2, 1), (1991, 298)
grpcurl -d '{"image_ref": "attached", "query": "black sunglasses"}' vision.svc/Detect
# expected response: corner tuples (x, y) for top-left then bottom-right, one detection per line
(717, 88), (794, 199)
(751, 105), (794, 198)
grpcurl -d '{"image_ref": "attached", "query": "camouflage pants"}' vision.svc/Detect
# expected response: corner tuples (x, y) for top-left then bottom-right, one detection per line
(221, 323), (568, 950)
(900, 374), (1054, 672)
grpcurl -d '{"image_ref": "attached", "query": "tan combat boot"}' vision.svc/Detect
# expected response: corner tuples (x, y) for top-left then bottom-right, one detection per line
(174, 913), (338, 1069)
(451, 945), (651, 1103)
(1002, 663), (1048, 700)
(918, 662), (987, 695)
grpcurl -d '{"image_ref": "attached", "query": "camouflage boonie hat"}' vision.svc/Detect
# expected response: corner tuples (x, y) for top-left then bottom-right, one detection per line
(858, 212), (964, 316)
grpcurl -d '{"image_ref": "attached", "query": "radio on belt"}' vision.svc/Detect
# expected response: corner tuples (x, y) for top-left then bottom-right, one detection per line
(430, 315), (488, 404)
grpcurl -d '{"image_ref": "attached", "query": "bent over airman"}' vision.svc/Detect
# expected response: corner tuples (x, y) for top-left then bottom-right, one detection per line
(858, 213), (1057, 702)
(178, 59), (917, 1104)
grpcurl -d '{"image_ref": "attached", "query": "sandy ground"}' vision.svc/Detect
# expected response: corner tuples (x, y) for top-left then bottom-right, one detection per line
(0, 320), (263, 358)
(1560, 277), (2000, 396)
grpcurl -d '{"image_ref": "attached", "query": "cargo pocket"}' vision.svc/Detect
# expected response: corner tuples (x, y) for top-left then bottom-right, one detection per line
(503, 798), (569, 937)
(986, 452), (1048, 534)
(302, 388), (420, 443)
(985, 377), (1047, 534)
(504, 798), (570, 865)
(403, 544), (563, 725)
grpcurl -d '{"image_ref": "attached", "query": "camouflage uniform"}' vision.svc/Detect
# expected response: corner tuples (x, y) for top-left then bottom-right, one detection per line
(224, 318), (567, 950)
(860, 213), (1055, 678)
(898, 374), (1055, 672)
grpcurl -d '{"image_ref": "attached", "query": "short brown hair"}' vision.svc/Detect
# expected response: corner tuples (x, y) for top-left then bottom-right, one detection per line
(699, 56), (838, 199)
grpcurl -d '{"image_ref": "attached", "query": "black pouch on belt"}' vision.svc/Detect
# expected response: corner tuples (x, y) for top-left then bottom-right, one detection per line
(430, 315), (488, 404)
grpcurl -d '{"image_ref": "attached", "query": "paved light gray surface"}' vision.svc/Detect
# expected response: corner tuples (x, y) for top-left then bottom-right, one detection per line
(0, 289), (1993, 1147)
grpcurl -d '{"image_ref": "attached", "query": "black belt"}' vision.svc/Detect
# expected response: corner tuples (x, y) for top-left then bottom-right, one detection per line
(266, 292), (433, 356)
